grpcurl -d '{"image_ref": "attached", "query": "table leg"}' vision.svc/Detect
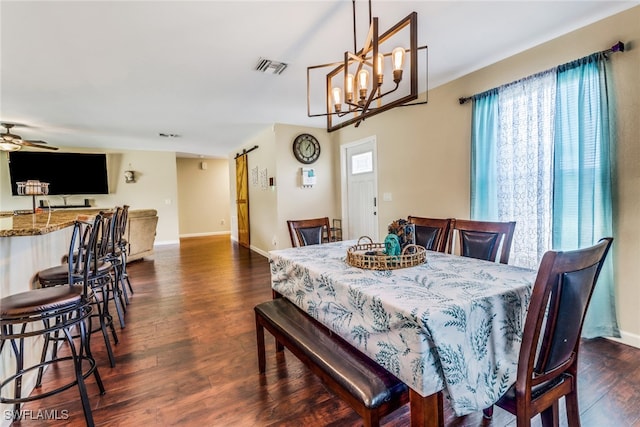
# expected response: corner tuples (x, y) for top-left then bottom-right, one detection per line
(410, 389), (444, 427)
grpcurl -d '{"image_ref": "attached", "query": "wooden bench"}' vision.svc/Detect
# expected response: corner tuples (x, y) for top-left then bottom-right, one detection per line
(255, 298), (409, 427)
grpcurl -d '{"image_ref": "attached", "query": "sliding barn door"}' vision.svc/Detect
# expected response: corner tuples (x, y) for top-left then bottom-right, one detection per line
(235, 154), (250, 248)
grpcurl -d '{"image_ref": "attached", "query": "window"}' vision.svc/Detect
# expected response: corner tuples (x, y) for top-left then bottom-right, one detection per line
(470, 53), (618, 338)
(351, 151), (373, 175)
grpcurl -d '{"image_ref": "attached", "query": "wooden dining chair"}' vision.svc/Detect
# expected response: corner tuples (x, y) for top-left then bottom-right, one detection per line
(407, 216), (452, 252)
(287, 217), (331, 247)
(448, 219), (516, 264)
(483, 237), (613, 427)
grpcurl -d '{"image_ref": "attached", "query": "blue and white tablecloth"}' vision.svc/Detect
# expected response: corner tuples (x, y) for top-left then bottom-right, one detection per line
(269, 240), (537, 416)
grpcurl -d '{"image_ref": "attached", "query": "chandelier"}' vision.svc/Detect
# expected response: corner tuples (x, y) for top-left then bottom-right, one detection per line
(307, 0), (427, 132)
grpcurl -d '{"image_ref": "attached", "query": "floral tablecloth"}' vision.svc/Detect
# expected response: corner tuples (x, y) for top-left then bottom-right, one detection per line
(269, 240), (536, 416)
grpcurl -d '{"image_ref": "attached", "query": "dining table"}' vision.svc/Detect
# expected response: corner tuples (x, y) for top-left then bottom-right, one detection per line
(269, 240), (537, 426)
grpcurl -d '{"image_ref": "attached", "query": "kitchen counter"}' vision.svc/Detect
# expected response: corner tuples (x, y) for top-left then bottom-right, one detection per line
(0, 208), (158, 237)
(0, 209), (103, 237)
(0, 207), (158, 297)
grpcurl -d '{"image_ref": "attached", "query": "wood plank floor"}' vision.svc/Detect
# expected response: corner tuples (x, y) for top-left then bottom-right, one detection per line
(14, 235), (640, 426)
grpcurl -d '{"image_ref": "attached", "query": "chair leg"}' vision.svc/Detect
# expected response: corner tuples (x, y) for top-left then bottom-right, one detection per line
(109, 274), (126, 329)
(3, 326), (23, 420)
(565, 390), (581, 427)
(79, 312), (105, 394)
(63, 316), (96, 427)
(91, 289), (117, 367)
(118, 266), (130, 307)
(36, 318), (53, 387)
(111, 263), (128, 314)
(540, 401), (560, 427)
(483, 406), (494, 419)
(121, 250), (134, 297)
(255, 315), (266, 373)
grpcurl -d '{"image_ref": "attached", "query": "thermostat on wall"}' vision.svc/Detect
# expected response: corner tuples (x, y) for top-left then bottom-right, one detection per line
(301, 167), (316, 188)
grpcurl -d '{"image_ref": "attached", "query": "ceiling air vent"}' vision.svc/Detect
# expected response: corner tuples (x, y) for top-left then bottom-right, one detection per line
(255, 58), (288, 75)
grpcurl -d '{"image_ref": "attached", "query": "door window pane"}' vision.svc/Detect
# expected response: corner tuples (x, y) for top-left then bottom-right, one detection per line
(351, 151), (373, 175)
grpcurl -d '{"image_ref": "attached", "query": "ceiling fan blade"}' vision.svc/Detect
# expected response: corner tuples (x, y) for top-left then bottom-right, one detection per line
(20, 140), (59, 150)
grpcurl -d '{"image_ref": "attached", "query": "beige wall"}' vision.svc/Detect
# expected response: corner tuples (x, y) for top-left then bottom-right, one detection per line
(228, 124), (338, 255)
(329, 6), (640, 346)
(229, 126), (278, 253)
(176, 157), (230, 236)
(0, 148), (180, 244)
(273, 123), (338, 249)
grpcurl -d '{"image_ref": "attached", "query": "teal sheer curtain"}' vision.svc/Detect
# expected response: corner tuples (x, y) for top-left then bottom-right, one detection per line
(553, 54), (619, 338)
(470, 89), (499, 221)
(470, 53), (619, 338)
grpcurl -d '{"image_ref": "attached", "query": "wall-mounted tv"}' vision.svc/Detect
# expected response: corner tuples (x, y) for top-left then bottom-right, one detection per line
(8, 151), (109, 195)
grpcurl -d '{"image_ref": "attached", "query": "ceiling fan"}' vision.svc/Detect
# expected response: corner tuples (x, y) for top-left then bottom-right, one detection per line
(0, 123), (59, 151)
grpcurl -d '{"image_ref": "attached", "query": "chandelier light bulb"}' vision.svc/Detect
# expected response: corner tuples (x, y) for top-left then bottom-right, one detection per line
(392, 47), (405, 82)
(392, 47), (405, 70)
(332, 87), (342, 112)
(376, 53), (384, 85)
(358, 69), (369, 101)
(345, 73), (355, 102)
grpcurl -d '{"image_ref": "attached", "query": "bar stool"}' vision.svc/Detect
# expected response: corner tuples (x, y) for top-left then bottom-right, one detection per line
(0, 218), (106, 426)
(36, 211), (120, 367)
(108, 205), (133, 309)
(116, 205), (133, 302)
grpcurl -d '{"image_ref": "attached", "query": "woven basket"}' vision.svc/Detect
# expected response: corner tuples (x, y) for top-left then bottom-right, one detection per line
(346, 236), (427, 270)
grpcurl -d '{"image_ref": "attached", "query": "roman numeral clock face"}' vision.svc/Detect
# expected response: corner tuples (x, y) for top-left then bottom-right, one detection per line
(292, 133), (320, 164)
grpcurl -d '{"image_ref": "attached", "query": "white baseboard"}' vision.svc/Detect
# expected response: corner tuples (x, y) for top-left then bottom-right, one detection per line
(178, 231), (231, 238)
(250, 245), (270, 258)
(607, 329), (640, 349)
(154, 240), (180, 246)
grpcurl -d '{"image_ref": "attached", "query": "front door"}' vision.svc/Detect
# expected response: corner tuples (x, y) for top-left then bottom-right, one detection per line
(343, 137), (378, 241)
(235, 154), (250, 248)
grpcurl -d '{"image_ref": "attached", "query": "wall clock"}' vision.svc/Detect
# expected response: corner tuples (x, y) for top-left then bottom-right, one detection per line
(292, 133), (321, 164)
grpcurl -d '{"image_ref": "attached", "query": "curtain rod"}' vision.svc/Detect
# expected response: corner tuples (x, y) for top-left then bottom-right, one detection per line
(458, 41), (625, 105)
(234, 145), (259, 159)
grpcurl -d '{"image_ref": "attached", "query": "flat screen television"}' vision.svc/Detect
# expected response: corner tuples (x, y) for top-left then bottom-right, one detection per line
(8, 151), (110, 195)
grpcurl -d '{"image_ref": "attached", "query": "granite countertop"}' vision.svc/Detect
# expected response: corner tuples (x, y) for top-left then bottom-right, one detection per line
(0, 208), (157, 237)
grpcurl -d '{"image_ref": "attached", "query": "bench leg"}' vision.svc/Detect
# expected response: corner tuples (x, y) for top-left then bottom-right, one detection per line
(255, 314), (266, 373)
(362, 410), (381, 427)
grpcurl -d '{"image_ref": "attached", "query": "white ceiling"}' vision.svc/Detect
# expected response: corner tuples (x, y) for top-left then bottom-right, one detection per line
(1, 1), (637, 158)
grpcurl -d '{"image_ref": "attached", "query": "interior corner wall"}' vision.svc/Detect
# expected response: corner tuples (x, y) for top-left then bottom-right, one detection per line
(228, 124), (338, 255)
(228, 126), (278, 254)
(176, 157), (230, 237)
(273, 123), (338, 251)
(331, 6), (640, 347)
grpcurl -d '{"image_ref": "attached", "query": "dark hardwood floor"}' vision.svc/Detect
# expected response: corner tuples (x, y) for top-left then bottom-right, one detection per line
(14, 235), (640, 426)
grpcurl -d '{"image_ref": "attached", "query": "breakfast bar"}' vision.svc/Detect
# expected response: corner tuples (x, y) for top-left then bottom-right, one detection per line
(0, 211), (84, 298)
(0, 207), (158, 420)
(0, 208), (158, 298)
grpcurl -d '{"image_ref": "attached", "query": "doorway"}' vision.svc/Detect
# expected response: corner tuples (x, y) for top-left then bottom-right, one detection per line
(341, 136), (379, 241)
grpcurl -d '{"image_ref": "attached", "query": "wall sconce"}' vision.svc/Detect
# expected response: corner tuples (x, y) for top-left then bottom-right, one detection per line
(124, 170), (136, 183)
